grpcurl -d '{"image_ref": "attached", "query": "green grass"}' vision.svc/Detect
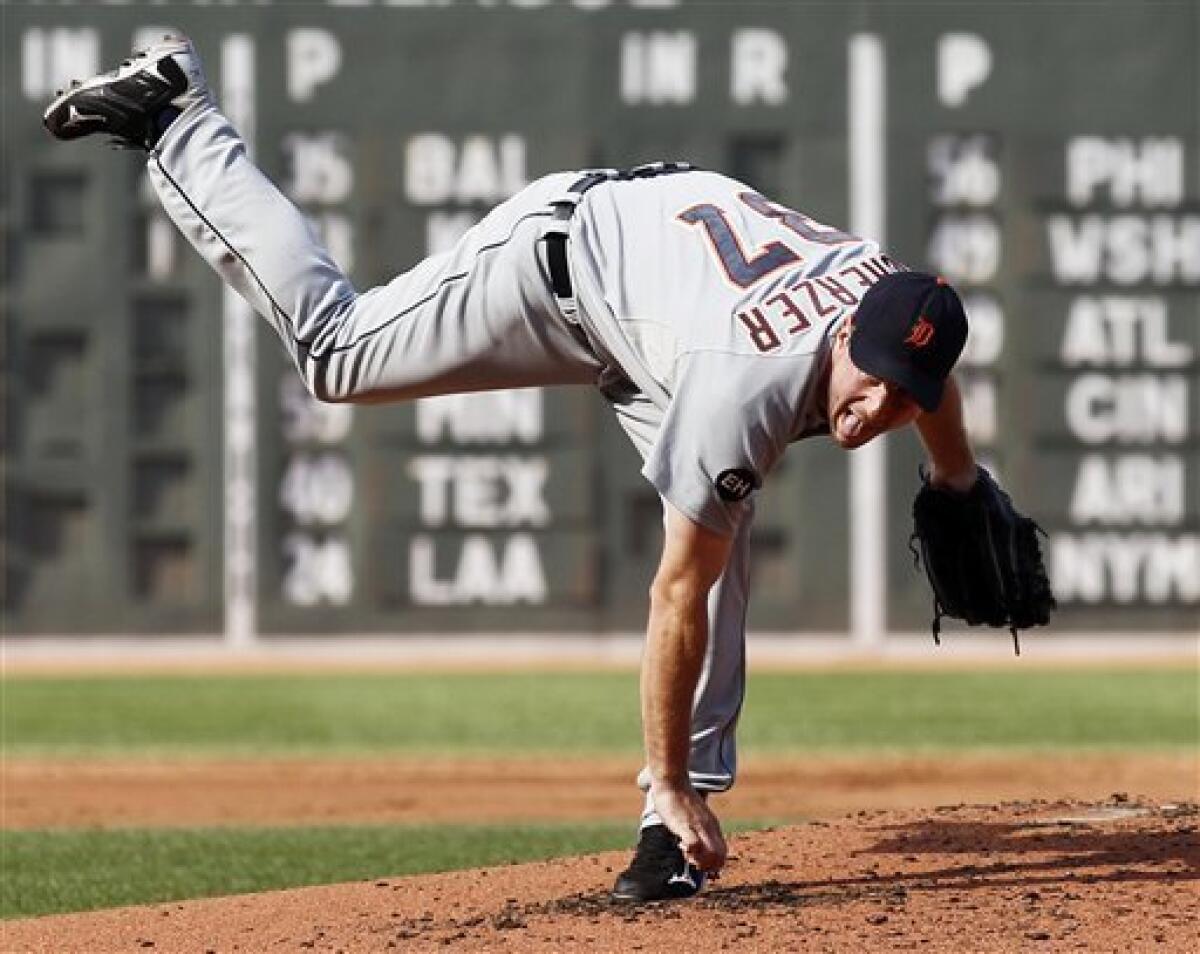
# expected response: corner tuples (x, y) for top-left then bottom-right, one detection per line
(742, 668), (1198, 751)
(1, 667), (1193, 921)
(2, 668), (1195, 757)
(0, 822), (636, 920)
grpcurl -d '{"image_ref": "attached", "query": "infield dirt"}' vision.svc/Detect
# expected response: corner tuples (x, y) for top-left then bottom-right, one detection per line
(5, 799), (1196, 953)
(2, 752), (1193, 829)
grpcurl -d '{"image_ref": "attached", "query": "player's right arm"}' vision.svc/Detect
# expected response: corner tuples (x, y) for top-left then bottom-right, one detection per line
(641, 501), (733, 874)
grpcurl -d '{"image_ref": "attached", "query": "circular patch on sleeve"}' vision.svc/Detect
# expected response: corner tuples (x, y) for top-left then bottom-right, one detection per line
(714, 468), (760, 502)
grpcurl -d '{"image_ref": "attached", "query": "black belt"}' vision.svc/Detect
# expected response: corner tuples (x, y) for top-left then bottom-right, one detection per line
(545, 161), (697, 300)
(545, 230), (574, 300)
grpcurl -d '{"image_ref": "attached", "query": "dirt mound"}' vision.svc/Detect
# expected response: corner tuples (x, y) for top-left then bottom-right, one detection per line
(6, 799), (1196, 953)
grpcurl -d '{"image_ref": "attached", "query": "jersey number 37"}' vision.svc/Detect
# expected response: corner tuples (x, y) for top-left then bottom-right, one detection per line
(678, 192), (855, 289)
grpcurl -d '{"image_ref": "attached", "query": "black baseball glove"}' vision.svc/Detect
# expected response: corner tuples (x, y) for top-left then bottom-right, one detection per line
(910, 466), (1056, 653)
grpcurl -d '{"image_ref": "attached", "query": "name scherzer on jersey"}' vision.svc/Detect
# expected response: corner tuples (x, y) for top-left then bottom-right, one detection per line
(570, 170), (908, 536)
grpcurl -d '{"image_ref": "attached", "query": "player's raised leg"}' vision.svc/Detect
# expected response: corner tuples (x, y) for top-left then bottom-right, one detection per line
(44, 37), (601, 404)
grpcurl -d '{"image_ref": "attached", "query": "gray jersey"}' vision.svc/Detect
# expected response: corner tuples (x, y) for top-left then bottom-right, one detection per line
(143, 94), (895, 820)
(569, 170), (904, 535)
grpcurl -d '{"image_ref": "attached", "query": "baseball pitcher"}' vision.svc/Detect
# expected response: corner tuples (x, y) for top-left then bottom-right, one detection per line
(44, 37), (1053, 902)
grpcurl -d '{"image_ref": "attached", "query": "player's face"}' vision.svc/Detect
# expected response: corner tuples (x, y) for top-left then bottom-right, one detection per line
(827, 328), (921, 448)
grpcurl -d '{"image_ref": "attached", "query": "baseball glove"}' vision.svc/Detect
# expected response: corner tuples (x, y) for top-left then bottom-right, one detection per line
(910, 466), (1056, 654)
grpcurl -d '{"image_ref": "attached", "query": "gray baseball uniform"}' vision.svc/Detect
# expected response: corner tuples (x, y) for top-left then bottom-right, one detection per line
(148, 97), (902, 829)
(561, 171), (896, 824)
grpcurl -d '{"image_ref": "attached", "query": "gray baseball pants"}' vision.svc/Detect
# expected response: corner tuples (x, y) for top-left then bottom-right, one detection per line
(148, 99), (750, 829)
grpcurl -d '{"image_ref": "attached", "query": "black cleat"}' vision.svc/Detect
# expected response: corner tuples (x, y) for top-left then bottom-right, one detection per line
(43, 36), (209, 150)
(611, 824), (706, 902)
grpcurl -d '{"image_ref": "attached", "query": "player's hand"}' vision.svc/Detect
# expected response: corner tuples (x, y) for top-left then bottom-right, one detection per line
(650, 779), (727, 874)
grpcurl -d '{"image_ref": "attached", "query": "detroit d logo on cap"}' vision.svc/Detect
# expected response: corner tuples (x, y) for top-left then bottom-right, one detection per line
(904, 315), (936, 348)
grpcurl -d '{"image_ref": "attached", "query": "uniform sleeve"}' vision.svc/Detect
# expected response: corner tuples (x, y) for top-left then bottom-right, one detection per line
(642, 351), (811, 536)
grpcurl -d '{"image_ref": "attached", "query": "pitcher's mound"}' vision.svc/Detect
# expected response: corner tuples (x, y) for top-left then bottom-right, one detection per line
(7, 798), (1196, 953)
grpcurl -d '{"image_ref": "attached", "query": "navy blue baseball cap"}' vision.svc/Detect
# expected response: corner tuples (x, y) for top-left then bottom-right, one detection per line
(848, 271), (968, 412)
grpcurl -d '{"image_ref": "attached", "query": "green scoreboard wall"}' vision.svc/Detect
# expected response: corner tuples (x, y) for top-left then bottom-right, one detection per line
(3, 1), (1197, 636)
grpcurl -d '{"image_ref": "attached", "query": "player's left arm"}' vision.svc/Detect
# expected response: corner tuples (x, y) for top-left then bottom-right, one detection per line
(910, 373), (1057, 637)
(914, 374), (978, 493)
